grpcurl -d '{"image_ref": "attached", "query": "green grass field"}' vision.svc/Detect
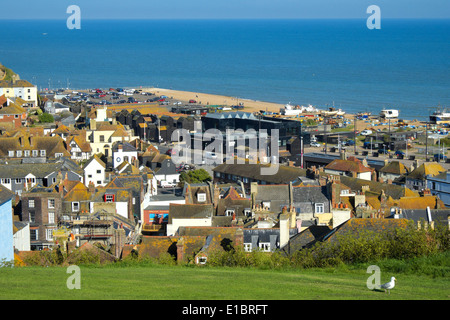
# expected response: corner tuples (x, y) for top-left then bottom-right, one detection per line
(0, 263), (448, 300)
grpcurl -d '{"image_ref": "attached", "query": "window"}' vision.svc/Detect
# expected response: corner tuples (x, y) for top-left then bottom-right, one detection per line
(105, 194), (114, 202)
(16, 150), (22, 157)
(259, 243), (271, 252)
(48, 212), (55, 224)
(99, 135), (105, 142)
(55, 153), (63, 158)
(40, 150), (46, 157)
(46, 229), (53, 240)
(225, 209), (235, 217)
(15, 178), (22, 184)
(29, 211), (35, 223)
(315, 203), (325, 214)
(197, 256), (207, 265)
(48, 199), (55, 209)
(96, 170), (101, 174)
(197, 193), (206, 202)
(29, 199), (35, 208)
(32, 150), (38, 157)
(8, 151), (14, 157)
(87, 174), (92, 178)
(244, 243), (252, 252)
(2, 178), (10, 184)
(24, 150), (30, 157)
(30, 229), (38, 241)
(15, 114), (19, 119)
(72, 202), (80, 212)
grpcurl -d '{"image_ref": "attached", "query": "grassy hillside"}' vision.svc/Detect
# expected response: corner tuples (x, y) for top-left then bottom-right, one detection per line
(0, 255), (448, 300)
(0, 64), (19, 81)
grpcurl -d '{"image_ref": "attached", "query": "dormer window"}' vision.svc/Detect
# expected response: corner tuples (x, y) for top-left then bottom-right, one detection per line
(40, 150), (46, 157)
(315, 203), (324, 214)
(32, 150), (38, 157)
(105, 194), (115, 202)
(197, 193), (206, 202)
(225, 209), (235, 217)
(8, 151), (14, 157)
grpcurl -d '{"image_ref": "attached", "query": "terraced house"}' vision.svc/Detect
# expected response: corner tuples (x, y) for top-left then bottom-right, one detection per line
(0, 80), (38, 108)
(0, 158), (83, 195)
(0, 95), (27, 130)
(0, 135), (70, 160)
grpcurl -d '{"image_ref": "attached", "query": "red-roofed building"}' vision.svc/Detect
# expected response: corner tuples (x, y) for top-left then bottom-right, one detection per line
(324, 156), (375, 181)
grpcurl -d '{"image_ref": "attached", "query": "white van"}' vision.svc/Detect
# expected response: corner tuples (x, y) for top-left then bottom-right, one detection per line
(161, 181), (176, 188)
(205, 151), (218, 160)
(360, 129), (373, 136)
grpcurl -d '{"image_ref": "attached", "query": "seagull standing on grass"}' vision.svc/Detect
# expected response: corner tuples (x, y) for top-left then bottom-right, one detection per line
(380, 277), (396, 294)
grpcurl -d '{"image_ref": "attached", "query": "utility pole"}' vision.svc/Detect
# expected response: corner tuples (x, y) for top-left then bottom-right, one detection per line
(354, 114), (357, 154)
(425, 121), (428, 162)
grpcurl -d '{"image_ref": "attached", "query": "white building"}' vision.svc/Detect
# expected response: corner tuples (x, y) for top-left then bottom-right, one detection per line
(0, 80), (38, 108)
(112, 142), (138, 169)
(13, 221), (30, 251)
(83, 155), (106, 187)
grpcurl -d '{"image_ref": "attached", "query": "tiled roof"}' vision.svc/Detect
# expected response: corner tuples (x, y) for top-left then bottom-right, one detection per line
(407, 163), (446, 180)
(0, 80), (34, 88)
(169, 203), (214, 223)
(379, 161), (408, 175)
(325, 157), (373, 173)
(213, 164), (307, 184)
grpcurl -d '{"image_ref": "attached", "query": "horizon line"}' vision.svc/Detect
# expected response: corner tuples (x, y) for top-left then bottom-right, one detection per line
(1, 17), (449, 21)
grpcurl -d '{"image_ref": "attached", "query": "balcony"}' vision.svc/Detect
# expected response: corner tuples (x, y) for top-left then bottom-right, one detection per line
(142, 223), (165, 233)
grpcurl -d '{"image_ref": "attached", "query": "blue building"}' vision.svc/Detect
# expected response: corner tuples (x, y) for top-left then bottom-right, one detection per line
(427, 171), (450, 207)
(0, 185), (15, 265)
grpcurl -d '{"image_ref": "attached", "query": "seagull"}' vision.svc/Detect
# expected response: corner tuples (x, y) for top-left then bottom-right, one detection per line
(380, 277), (396, 294)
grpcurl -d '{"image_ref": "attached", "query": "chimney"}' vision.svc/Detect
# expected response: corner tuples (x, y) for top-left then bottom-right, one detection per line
(290, 207), (296, 229)
(279, 212), (290, 249)
(234, 228), (244, 248)
(289, 182), (293, 208)
(90, 119), (97, 130)
(88, 181), (95, 194)
(176, 238), (185, 264)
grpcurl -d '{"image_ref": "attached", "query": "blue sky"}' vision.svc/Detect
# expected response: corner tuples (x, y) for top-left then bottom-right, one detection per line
(1, 0), (449, 19)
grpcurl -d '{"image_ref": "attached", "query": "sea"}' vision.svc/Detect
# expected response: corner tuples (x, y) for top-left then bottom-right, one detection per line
(0, 19), (449, 120)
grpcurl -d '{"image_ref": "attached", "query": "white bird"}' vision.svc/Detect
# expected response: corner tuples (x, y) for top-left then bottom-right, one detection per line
(380, 277), (396, 294)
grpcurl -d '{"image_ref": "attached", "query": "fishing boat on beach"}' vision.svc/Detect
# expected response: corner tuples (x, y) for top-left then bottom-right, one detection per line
(320, 107), (345, 117)
(380, 109), (399, 119)
(430, 108), (450, 124)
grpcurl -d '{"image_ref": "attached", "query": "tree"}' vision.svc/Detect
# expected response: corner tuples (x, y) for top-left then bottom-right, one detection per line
(39, 113), (54, 123)
(179, 169), (212, 185)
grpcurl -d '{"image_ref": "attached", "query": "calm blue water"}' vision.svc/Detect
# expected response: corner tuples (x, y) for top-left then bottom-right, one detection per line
(0, 19), (449, 120)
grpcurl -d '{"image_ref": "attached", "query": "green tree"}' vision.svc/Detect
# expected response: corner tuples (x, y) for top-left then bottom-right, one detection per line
(179, 169), (212, 185)
(38, 113), (54, 123)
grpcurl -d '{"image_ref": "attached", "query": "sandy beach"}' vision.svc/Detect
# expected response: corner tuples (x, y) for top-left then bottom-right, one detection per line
(142, 87), (284, 114)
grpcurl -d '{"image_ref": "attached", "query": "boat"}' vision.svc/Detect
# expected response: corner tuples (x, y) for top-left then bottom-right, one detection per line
(430, 108), (450, 124)
(380, 109), (399, 119)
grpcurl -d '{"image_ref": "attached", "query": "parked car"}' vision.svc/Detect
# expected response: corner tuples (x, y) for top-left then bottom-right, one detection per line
(310, 142), (321, 147)
(394, 150), (405, 156)
(434, 154), (447, 161)
(160, 181), (177, 188)
(189, 99), (197, 103)
(378, 148), (388, 154)
(343, 140), (355, 146)
(361, 129), (373, 136)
